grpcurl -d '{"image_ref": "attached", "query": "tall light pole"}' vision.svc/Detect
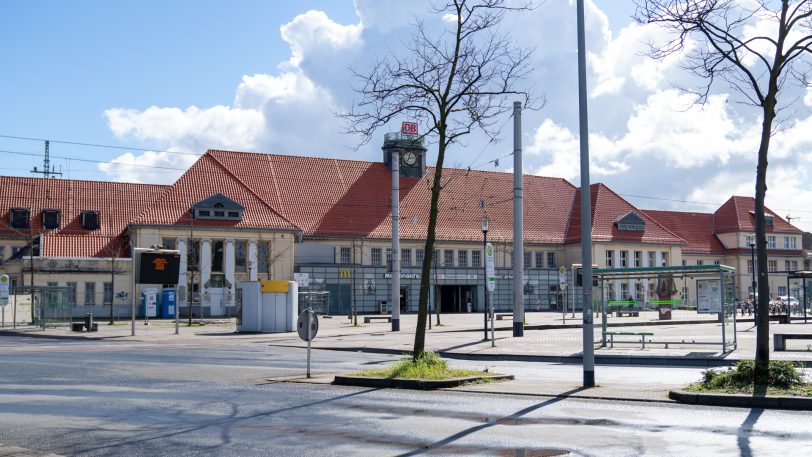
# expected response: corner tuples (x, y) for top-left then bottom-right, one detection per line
(750, 240), (757, 321)
(576, 0), (595, 388)
(482, 216), (489, 341)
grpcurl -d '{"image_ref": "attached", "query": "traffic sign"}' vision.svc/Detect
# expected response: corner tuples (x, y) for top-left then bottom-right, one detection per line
(297, 309), (319, 341)
(0, 275), (9, 305)
(558, 266), (567, 289)
(485, 243), (496, 292)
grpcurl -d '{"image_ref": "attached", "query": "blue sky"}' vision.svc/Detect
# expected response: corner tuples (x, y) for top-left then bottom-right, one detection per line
(2, 1), (811, 231)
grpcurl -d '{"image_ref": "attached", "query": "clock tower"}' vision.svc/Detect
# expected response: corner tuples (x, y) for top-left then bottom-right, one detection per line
(382, 132), (427, 178)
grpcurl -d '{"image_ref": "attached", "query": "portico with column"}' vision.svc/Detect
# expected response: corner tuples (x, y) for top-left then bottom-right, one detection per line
(224, 239), (235, 312)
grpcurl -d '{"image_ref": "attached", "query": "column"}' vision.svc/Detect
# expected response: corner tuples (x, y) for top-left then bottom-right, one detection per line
(224, 239), (235, 308)
(200, 239), (212, 304)
(613, 250), (621, 300)
(248, 240), (258, 281)
(656, 251), (663, 268)
(627, 249), (635, 302)
(176, 238), (187, 310)
(642, 250), (650, 304)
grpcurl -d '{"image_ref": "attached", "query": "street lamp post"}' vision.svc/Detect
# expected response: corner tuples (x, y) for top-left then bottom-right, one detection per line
(750, 240), (757, 321)
(482, 216), (489, 341)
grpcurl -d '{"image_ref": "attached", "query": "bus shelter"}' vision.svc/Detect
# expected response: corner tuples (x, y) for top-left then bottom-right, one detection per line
(786, 271), (811, 323)
(14, 285), (73, 329)
(594, 265), (738, 353)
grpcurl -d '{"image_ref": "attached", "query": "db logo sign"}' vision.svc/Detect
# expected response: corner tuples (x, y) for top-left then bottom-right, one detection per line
(401, 121), (418, 135)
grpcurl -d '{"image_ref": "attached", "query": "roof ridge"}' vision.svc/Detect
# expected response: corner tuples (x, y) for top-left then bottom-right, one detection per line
(206, 152), (301, 231)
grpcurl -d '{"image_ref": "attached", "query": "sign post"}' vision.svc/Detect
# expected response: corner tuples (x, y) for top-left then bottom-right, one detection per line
(297, 308), (319, 378)
(485, 243), (496, 346)
(0, 275), (8, 328)
(559, 266), (567, 323)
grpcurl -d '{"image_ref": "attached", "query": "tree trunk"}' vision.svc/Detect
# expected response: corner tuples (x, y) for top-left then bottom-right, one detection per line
(753, 104), (773, 386)
(414, 130), (447, 358)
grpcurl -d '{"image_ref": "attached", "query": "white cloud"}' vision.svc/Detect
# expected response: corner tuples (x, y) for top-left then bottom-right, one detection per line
(98, 150), (197, 184)
(279, 10), (363, 68)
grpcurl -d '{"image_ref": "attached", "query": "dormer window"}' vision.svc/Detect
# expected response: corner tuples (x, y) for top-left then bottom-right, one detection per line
(81, 210), (100, 230)
(9, 207), (30, 229)
(41, 209), (60, 230)
(749, 210), (775, 226)
(191, 193), (244, 221)
(614, 211), (645, 231)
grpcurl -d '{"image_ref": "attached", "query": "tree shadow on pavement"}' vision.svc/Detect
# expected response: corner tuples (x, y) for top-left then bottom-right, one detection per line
(736, 408), (764, 457)
(396, 386), (588, 457)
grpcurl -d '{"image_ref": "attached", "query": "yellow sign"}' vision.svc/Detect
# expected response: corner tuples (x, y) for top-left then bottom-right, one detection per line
(260, 280), (289, 293)
(340, 269), (352, 279)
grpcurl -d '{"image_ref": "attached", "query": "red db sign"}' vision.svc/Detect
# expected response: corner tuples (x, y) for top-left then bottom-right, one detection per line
(401, 122), (418, 135)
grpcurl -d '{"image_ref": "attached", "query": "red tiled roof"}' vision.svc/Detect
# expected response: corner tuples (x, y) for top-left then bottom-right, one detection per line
(0, 177), (166, 257)
(713, 196), (801, 234)
(207, 149), (577, 243)
(565, 183), (686, 245)
(133, 153), (299, 231)
(643, 210), (725, 254)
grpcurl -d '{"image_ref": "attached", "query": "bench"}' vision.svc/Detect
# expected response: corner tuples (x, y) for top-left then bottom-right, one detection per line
(769, 314), (789, 324)
(773, 333), (812, 351)
(495, 313), (513, 320)
(604, 331), (654, 349)
(71, 322), (99, 332)
(363, 316), (392, 324)
(615, 310), (640, 317)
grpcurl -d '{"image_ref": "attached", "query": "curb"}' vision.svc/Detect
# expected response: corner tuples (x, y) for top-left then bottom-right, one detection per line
(332, 374), (513, 390)
(669, 389), (812, 410)
(269, 345), (812, 368)
(0, 330), (107, 341)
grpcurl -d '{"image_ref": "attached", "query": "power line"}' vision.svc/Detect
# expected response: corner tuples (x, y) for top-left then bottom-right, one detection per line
(0, 134), (200, 157)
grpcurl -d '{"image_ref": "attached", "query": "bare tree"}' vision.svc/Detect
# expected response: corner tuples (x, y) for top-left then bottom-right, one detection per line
(343, 0), (538, 358)
(635, 0), (812, 385)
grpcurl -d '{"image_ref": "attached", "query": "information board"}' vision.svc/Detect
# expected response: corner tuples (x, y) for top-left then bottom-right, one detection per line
(697, 279), (722, 314)
(138, 252), (181, 285)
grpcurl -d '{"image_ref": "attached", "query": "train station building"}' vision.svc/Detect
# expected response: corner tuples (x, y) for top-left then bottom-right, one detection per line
(0, 141), (807, 319)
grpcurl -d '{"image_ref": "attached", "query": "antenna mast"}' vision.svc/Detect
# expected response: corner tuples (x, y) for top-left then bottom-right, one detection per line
(30, 140), (62, 178)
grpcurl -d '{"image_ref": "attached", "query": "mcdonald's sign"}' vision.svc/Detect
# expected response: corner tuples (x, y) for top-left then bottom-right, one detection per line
(340, 269), (352, 279)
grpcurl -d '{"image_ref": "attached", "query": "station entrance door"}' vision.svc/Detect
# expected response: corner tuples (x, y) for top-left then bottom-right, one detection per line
(437, 285), (476, 313)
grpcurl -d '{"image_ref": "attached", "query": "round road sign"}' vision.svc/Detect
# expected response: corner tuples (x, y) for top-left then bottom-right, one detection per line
(297, 309), (319, 341)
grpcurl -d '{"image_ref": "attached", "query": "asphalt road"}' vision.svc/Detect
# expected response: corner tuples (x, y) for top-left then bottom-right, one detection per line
(0, 337), (809, 456)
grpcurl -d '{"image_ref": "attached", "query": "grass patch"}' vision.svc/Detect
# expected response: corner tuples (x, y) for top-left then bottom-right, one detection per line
(686, 360), (812, 397)
(352, 351), (494, 381)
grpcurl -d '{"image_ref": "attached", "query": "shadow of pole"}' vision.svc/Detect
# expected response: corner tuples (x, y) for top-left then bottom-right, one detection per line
(736, 408), (763, 457)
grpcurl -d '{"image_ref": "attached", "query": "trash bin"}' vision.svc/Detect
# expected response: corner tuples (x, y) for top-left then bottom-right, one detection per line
(658, 304), (672, 320)
(379, 301), (387, 314)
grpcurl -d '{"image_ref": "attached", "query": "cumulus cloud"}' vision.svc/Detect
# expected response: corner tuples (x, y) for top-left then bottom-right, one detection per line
(279, 10), (363, 68)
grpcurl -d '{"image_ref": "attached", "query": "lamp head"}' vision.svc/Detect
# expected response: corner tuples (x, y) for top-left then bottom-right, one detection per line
(481, 216), (489, 233)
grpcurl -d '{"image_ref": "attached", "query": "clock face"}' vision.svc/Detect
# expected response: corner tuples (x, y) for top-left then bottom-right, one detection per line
(403, 151), (418, 166)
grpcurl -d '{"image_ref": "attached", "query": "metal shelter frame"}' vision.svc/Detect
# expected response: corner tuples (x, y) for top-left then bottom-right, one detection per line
(13, 285), (73, 329)
(594, 265), (738, 353)
(787, 270), (811, 324)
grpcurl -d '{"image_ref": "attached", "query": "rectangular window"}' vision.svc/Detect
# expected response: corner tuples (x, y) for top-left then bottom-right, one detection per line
(458, 250), (468, 267)
(162, 238), (176, 250)
(444, 249), (454, 267)
(433, 249), (440, 267)
(9, 208), (30, 229)
(682, 259), (687, 266)
(714, 260), (721, 265)
(401, 249), (411, 267)
(634, 251), (642, 267)
(661, 252), (669, 267)
(790, 260), (798, 271)
(745, 234), (755, 247)
(547, 252), (556, 268)
(235, 240), (247, 272)
(80, 210), (100, 230)
(340, 247), (352, 264)
(41, 209), (60, 230)
(784, 236), (797, 249)
(648, 251), (656, 267)
(66, 282), (76, 306)
(212, 240), (224, 273)
(620, 251), (627, 267)
(620, 283), (629, 300)
(696, 260), (704, 266)
(46, 282), (58, 306)
(103, 282), (113, 305)
(785, 260), (791, 271)
(535, 251), (544, 269)
(258, 242), (271, 273)
(523, 251), (532, 269)
(386, 248), (392, 265)
(416, 249), (425, 266)
(187, 240), (200, 272)
(85, 282), (95, 305)
(371, 248), (382, 266)
(768, 260), (777, 273)
(605, 251), (613, 268)
(472, 250), (482, 268)
(747, 259), (754, 274)
(778, 286), (788, 296)
(767, 236), (776, 249)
